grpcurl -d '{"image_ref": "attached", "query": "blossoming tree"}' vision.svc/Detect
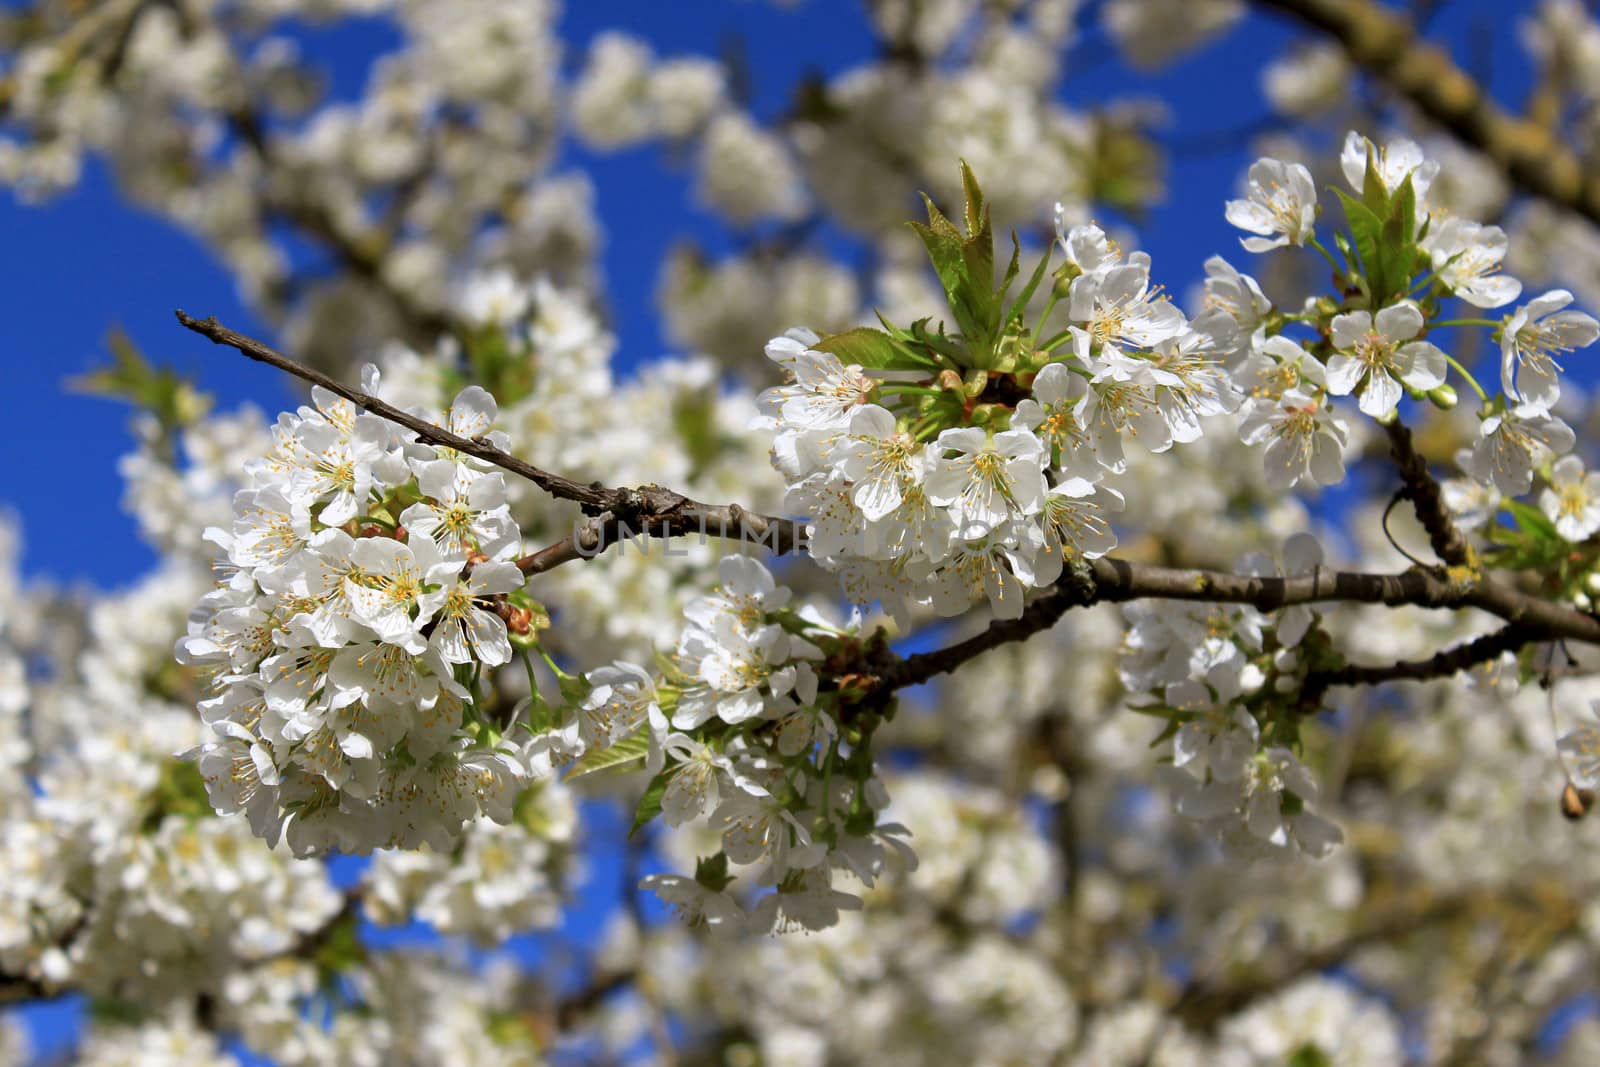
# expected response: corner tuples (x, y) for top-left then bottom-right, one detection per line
(8, 1), (1600, 1064)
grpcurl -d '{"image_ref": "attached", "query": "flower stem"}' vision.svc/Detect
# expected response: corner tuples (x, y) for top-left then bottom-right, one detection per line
(1307, 235), (1344, 277)
(1443, 355), (1489, 402)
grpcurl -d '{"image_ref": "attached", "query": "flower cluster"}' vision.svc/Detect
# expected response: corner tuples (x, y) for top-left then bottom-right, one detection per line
(178, 379), (535, 855)
(530, 555), (912, 934)
(1124, 535), (1343, 858)
(1226, 132), (1600, 511)
(757, 212), (1243, 623)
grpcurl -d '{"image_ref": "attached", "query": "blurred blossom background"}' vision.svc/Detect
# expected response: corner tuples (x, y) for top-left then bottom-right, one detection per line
(8, 1), (1600, 1065)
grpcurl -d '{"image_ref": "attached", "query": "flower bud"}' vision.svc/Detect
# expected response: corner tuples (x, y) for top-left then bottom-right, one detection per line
(1427, 384), (1457, 410)
(1562, 781), (1595, 821)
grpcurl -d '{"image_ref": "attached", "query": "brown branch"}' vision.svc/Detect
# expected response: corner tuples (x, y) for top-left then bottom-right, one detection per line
(178, 312), (1600, 708)
(1303, 622), (1535, 701)
(1383, 419), (1473, 569)
(1252, 0), (1600, 227)
(872, 559), (1600, 699)
(173, 311), (805, 557)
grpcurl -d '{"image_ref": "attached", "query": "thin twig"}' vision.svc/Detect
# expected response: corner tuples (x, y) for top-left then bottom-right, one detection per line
(1383, 419), (1473, 569)
(174, 310), (805, 559)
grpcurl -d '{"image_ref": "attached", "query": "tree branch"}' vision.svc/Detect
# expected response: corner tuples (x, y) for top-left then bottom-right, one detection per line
(174, 310), (804, 558)
(1253, 0), (1600, 228)
(178, 312), (1600, 710)
(870, 560), (1600, 700)
(1303, 622), (1535, 699)
(1383, 418), (1473, 569)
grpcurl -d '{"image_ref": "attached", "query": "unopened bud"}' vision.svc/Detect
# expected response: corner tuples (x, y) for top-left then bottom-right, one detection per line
(1427, 383), (1457, 410)
(1563, 781), (1595, 821)
(1585, 572), (1600, 595)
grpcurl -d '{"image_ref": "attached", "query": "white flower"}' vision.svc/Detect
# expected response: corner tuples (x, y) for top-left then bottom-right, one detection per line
(1010, 362), (1099, 484)
(1238, 389), (1348, 489)
(225, 488), (312, 576)
(1238, 334), (1327, 401)
(573, 662), (661, 753)
(1202, 255), (1273, 345)
(1242, 748), (1343, 858)
(714, 792), (824, 884)
(1560, 703), (1600, 787)
(1424, 217), (1520, 309)
(1500, 289), (1600, 411)
(675, 619), (791, 728)
(748, 867), (862, 933)
(1442, 447), (1502, 531)
(1075, 356), (1171, 469)
(1031, 486), (1121, 588)
(1069, 260), (1188, 354)
(912, 531), (1035, 620)
(398, 461), (519, 560)
(1340, 130), (1438, 202)
(1541, 455), (1600, 542)
(924, 427), (1048, 528)
(343, 536), (459, 654)
(833, 404), (922, 521)
(1237, 533), (1324, 646)
(266, 412), (395, 527)
(428, 561), (522, 667)
(1224, 157), (1319, 252)
(757, 347), (876, 431)
(457, 269), (530, 329)
(684, 555), (792, 635)
(658, 734), (766, 826)
(1056, 218), (1120, 277)
(1173, 704), (1259, 783)
(639, 873), (745, 934)
(1325, 301), (1446, 417)
(1139, 326), (1244, 442)
(1465, 404), (1576, 496)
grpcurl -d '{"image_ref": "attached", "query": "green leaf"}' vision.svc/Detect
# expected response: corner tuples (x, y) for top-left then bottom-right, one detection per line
(1392, 171), (1417, 246)
(629, 768), (672, 838)
(1007, 242), (1054, 329)
(568, 729), (651, 779)
(960, 159), (986, 236)
(1288, 1045), (1332, 1067)
(70, 328), (212, 433)
(1334, 188), (1385, 302)
(909, 193), (967, 298)
(694, 851), (734, 892)
(816, 326), (911, 370)
(311, 909), (366, 979)
(1504, 499), (1561, 544)
(1361, 140), (1390, 216)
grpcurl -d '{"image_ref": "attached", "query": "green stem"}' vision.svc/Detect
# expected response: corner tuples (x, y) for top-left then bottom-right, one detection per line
(521, 647), (541, 697)
(1037, 327), (1078, 353)
(1030, 292), (1062, 347)
(1307, 235), (1344, 277)
(1431, 318), (1499, 329)
(1443, 355), (1489, 402)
